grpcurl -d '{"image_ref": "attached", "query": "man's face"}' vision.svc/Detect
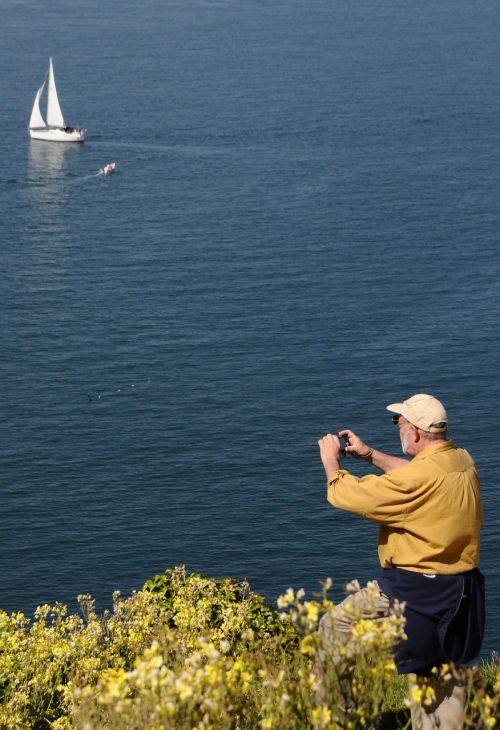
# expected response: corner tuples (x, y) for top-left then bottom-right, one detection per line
(396, 415), (416, 455)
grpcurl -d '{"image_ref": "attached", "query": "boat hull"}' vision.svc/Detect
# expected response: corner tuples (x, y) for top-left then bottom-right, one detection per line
(29, 126), (85, 142)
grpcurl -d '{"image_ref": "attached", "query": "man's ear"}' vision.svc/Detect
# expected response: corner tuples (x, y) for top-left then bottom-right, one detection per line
(411, 425), (421, 443)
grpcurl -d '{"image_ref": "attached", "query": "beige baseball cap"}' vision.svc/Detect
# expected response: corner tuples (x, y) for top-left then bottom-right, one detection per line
(386, 393), (448, 433)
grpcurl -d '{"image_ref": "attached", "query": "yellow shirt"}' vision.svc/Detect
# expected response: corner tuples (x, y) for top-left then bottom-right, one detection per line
(327, 441), (482, 574)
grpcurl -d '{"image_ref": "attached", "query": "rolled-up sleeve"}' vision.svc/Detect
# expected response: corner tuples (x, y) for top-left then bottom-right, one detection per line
(327, 469), (408, 527)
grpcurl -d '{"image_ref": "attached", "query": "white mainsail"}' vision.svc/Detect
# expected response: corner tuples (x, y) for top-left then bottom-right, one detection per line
(46, 57), (65, 128)
(29, 80), (46, 129)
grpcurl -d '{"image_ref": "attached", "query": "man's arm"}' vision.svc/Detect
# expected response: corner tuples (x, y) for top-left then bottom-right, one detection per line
(363, 448), (409, 473)
(319, 432), (411, 526)
(318, 433), (341, 478)
(339, 429), (408, 473)
(318, 430), (408, 481)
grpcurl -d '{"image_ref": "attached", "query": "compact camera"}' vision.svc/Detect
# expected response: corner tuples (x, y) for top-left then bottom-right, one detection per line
(338, 434), (349, 453)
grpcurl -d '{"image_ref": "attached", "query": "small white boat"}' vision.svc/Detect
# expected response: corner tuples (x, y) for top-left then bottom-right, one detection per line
(29, 57), (85, 142)
(99, 162), (117, 175)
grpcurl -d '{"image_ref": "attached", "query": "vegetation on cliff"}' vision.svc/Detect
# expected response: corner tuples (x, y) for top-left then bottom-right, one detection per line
(0, 567), (497, 728)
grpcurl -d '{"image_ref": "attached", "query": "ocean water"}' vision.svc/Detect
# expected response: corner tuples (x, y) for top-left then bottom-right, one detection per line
(1, 0), (498, 657)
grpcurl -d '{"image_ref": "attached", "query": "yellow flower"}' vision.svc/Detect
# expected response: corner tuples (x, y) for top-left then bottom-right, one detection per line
(300, 635), (317, 657)
(351, 619), (376, 638)
(232, 658), (244, 673)
(410, 685), (423, 703)
(422, 685), (436, 706)
(307, 672), (317, 690)
(178, 682), (193, 701)
(311, 705), (331, 726)
(304, 601), (320, 623)
(260, 719), (274, 730)
(277, 588), (295, 609)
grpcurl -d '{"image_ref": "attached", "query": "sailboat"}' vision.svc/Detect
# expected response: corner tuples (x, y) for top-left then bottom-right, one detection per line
(29, 57), (85, 142)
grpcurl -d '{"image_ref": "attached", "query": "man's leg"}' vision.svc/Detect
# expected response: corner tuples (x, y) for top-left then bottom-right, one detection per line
(315, 582), (391, 703)
(409, 674), (465, 730)
(318, 582), (391, 653)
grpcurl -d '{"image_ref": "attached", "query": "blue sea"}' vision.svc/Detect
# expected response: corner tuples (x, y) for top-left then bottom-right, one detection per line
(1, 0), (498, 657)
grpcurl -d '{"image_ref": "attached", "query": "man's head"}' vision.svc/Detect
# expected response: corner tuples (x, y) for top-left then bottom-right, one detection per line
(386, 393), (448, 456)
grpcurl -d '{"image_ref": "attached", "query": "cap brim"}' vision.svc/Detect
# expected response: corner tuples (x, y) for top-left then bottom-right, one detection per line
(386, 402), (406, 415)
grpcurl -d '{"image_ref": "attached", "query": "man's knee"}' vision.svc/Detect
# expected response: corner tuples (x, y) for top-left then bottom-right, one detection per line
(318, 583), (391, 653)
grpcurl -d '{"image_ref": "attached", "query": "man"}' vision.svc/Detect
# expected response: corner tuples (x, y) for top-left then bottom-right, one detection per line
(317, 393), (485, 729)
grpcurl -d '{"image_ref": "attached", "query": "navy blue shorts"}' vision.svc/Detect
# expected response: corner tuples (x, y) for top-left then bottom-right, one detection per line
(378, 567), (485, 676)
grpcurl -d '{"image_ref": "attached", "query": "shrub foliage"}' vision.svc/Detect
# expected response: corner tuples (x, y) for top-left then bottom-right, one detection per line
(0, 566), (497, 729)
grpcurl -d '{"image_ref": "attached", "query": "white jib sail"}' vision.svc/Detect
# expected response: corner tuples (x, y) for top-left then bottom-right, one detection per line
(46, 58), (65, 128)
(29, 81), (46, 129)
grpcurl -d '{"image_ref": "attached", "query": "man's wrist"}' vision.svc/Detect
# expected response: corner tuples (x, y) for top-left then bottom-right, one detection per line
(323, 459), (340, 477)
(362, 448), (374, 462)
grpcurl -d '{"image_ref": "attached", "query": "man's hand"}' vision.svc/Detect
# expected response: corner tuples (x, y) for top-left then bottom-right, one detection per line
(339, 429), (373, 460)
(318, 433), (342, 478)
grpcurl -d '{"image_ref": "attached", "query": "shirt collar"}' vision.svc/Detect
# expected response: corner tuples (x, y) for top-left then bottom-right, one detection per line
(411, 439), (454, 462)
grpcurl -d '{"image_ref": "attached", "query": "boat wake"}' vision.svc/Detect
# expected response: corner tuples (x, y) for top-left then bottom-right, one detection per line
(68, 164), (118, 183)
(66, 172), (103, 184)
